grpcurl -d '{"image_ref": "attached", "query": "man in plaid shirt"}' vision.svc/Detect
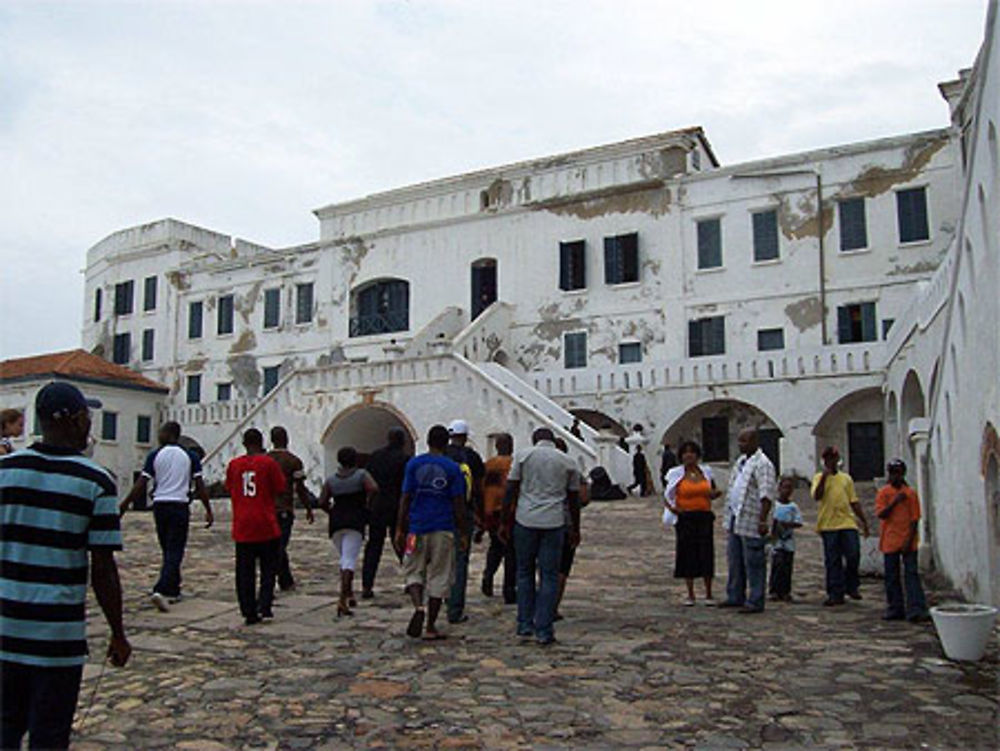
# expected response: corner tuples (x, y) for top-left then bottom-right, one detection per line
(721, 428), (777, 613)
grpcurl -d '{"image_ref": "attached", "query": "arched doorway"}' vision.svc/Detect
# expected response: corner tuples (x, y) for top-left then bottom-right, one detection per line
(900, 370), (926, 470)
(661, 399), (782, 470)
(813, 387), (884, 481)
(321, 402), (416, 475)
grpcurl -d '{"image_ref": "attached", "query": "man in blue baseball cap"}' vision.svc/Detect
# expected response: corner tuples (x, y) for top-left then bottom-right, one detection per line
(0, 381), (131, 750)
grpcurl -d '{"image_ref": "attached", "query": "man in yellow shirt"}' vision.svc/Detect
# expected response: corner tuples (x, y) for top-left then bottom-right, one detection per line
(811, 446), (870, 606)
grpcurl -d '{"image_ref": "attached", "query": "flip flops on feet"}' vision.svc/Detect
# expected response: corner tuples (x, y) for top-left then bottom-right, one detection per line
(406, 609), (425, 638)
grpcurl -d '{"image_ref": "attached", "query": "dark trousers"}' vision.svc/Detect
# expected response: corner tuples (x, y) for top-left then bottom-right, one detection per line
(1, 661), (83, 750)
(447, 505), (472, 622)
(235, 538), (280, 620)
(821, 529), (861, 599)
(361, 502), (398, 593)
(769, 549), (795, 598)
(725, 531), (767, 610)
(884, 551), (928, 619)
(514, 523), (565, 642)
(483, 530), (517, 602)
(153, 502), (190, 597)
(276, 511), (295, 591)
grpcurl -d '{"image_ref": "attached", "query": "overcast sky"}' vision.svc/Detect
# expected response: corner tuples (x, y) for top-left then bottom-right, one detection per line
(0, 0), (988, 359)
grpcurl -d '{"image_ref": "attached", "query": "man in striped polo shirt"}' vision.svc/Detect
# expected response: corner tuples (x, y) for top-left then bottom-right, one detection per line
(0, 381), (131, 750)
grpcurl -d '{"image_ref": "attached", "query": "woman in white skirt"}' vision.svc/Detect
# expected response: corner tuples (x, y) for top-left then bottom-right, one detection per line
(317, 447), (378, 616)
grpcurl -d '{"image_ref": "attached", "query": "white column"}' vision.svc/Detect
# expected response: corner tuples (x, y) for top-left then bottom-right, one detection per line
(908, 418), (932, 570)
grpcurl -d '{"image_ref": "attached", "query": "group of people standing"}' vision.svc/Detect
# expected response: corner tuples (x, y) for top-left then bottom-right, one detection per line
(661, 428), (929, 622)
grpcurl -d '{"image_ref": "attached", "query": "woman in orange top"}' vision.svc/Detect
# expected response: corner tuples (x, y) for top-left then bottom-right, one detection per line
(664, 440), (721, 605)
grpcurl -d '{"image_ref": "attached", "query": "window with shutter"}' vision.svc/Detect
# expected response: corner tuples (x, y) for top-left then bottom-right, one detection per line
(838, 198), (868, 251)
(837, 302), (878, 343)
(218, 295), (234, 335)
(559, 241), (586, 290)
(697, 219), (722, 269)
(263, 288), (280, 329)
(603, 233), (639, 284)
(896, 187), (929, 243)
(689, 316), (725, 357)
(564, 332), (587, 369)
(752, 210), (779, 261)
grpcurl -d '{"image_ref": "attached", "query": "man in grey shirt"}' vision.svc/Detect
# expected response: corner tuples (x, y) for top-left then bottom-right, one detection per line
(501, 427), (580, 645)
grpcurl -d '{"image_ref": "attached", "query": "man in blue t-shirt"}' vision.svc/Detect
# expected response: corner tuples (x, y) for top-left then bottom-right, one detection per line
(394, 425), (469, 640)
(121, 421), (213, 612)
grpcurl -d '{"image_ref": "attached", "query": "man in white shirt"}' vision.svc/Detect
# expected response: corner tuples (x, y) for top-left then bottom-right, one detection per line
(121, 421), (213, 611)
(501, 427), (580, 645)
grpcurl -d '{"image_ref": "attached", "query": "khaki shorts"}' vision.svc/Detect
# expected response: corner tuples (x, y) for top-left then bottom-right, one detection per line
(402, 530), (455, 599)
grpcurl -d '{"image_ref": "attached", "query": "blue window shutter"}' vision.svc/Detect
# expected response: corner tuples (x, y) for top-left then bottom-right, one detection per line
(837, 306), (852, 343)
(861, 302), (877, 342)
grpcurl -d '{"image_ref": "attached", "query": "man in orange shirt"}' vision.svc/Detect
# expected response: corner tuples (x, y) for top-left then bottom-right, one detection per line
(481, 433), (516, 603)
(874, 459), (929, 622)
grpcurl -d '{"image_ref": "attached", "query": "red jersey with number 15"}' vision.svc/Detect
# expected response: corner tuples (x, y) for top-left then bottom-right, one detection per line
(225, 453), (286, 543)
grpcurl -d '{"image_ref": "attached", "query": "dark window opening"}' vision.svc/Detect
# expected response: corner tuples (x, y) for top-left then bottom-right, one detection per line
(752, 210), (779, 261)
(838, 198), (868, 251)
(702, 416), (729, 462)
(218, 294), (234, 335)
(697, 218), (722, 269)
(689, 316), (725, 357)
(188, 301), (203, 339)
(837, 302), (877, 344)
(94, 288), (102, 322)
(757, 328), (785, 351)
(136, 415), (152, 444)
(263, 288), (280, 329)
(295, 283), (314, 324)
(603, 233), (639, 284)
(848, 422), (884, 481)
(471, 259), (497, 320)
(619, 342), (642, 364)
(143, 276), (157, 311)
(112, 333), (130, 365)
(564, 332), (587, 369)
(114, 280), (134, 316)
(217, 383), (232, 402)
(141, 329), (154, 361)
(101, 412), (117, 442)
(559, 241), (586, 291)
(263, 366), (280, 395)
(350, 280), (409, 337)
(186, 375), (201, 405)
(897, 187), (929, 243)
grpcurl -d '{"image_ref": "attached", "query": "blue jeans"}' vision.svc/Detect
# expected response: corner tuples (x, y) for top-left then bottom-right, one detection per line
(821, 529), (861, 599)
(725, 532), (766, 610)
(884, 550), (927, 619)
(153, 502), (190, 597)
(1, 660), (82, 750)
(513, 523), (565, 642)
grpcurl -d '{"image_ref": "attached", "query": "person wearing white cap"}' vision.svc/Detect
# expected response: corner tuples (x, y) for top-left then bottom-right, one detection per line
(444, 419), (484, 624)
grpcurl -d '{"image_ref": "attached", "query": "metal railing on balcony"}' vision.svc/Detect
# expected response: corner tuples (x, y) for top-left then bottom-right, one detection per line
(349, 311), (408, 337)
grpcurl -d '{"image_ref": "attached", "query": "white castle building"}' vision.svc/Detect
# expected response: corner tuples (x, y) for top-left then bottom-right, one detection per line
(68, 8), (998, 605)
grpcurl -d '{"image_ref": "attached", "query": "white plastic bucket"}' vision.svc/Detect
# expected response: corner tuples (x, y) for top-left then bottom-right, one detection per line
(930, 604), (998, 661)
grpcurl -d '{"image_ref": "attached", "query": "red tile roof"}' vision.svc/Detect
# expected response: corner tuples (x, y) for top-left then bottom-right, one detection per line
(0, 349), (169, 393)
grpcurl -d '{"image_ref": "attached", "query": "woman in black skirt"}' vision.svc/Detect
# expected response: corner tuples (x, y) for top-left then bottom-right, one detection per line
(664, 441), (721, 605)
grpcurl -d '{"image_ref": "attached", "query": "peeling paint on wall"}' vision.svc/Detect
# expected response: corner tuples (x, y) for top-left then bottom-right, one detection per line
(227, 354), (260, 398)
(844, 136), (950, 198)
(483, 178), (514, 210)
(185, 357), (208, 373)
(339, 237), (370, 286)
(887, 260), (940, 276)
(230, 330), (257, 354)
(776, 192), (833, 241)
(533, 184), (671, 220)
(166, 270), (190, 291)
(784, 296), (824, 332)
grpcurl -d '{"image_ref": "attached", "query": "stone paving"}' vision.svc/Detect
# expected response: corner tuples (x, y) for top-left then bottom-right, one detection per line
(73, 492), (998, 750)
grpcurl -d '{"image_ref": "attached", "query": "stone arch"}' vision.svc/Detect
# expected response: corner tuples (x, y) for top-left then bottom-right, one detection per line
(900, 369), (926, 469)
(320, 401), (417, 475)
(812, 387), (884, 481)
(661, 398), (782, 469)
(886, 390), (900, 461)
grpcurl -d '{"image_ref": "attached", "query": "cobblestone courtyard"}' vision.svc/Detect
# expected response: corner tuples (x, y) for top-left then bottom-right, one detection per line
(74, 494), (997, 750)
